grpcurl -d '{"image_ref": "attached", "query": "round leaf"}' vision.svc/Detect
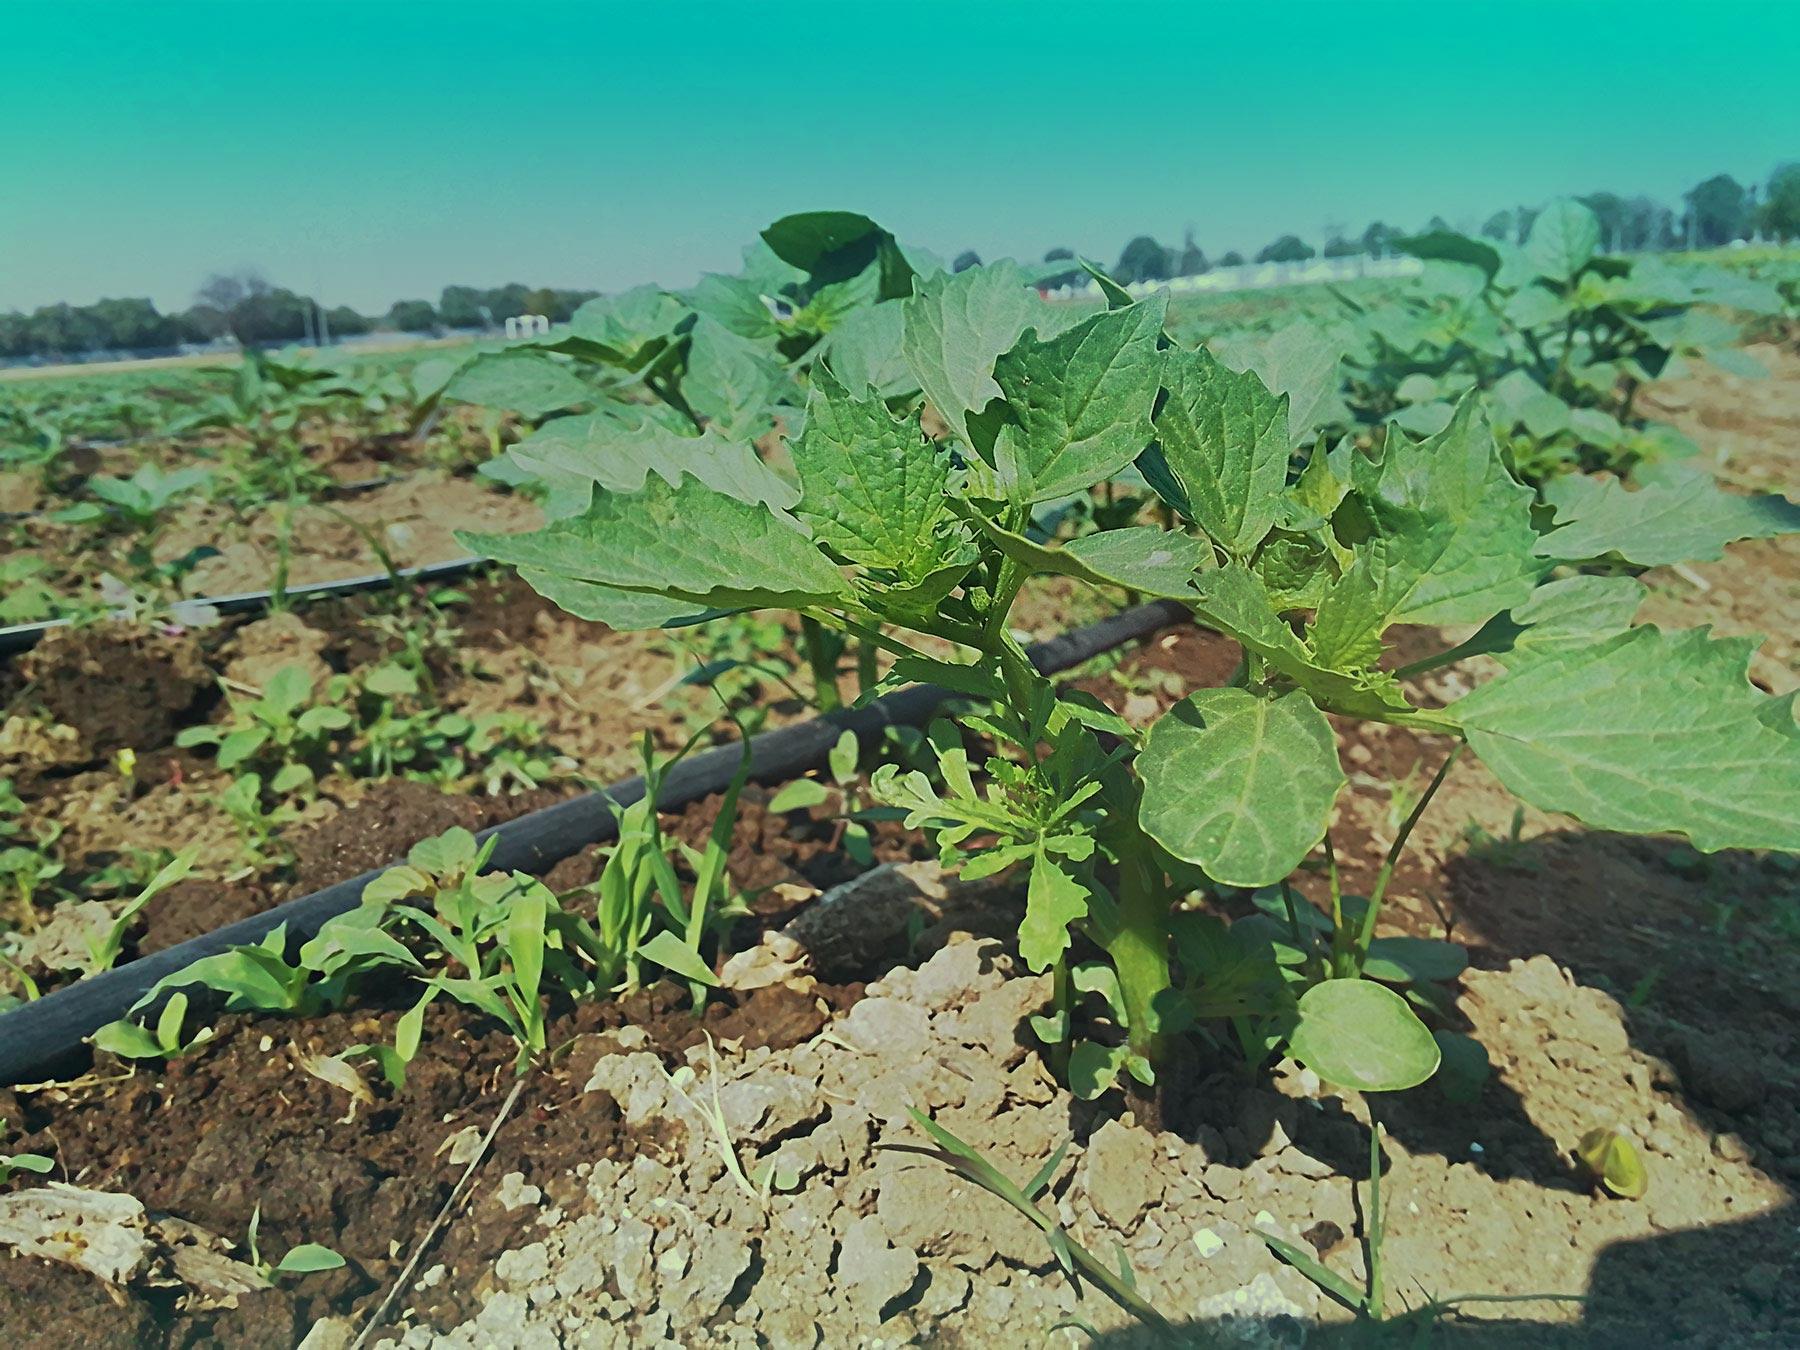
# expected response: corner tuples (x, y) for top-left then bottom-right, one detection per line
(1288, 979), (1441, 1092)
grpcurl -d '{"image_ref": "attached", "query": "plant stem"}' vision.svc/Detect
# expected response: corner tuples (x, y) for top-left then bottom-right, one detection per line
(798, 616), (842, 712)
(1101, 825), (1171, 1074)
(1352, 742), (1467, 963)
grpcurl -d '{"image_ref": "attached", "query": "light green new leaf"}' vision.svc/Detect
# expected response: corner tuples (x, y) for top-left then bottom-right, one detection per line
(459, 474), (849, 613)
(790, 368), (964, 587)
(638, 930), (720, 987)
(1139, 688), (1345, 887)
(1455, 625), (1800, 853)
(1289, 979), (1441, 1092)
(1188, 564), (1415, 721)
(1210, 321), (1351, 445)
(1153, 345), (1290, 555)
(990, 298), (1166, 505)
(817, 300), (916, 399)
(503, 417), (798, 519)
(1022, 848), (1090, 973)
(1526, 198), (1602, 284)
(682, 316), (788, 439)
(444, 351), (591, 419)
(966, 512), (1207, 600)
(1312, 399), (1542, 667)
(1418, 574), (1645, 673)
(901, 262), (1066, 444)
(1535, 462), (1800, 567)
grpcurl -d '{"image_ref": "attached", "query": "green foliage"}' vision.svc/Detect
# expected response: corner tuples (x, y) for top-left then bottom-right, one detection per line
(465, 216), (1799, 1103)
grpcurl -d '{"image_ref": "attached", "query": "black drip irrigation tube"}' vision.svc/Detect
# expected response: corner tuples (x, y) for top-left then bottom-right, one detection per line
(0, 598), (1188, 1086)
(0, 554), (493, 658)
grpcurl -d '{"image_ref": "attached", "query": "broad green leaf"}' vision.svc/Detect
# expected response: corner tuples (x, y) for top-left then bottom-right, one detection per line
(901, 262), (1048, 445)
(1526, 198), (1602, 284)
(558, 286), (688, 366)
(990, 298), (1166, 505)
(1455, 626), (1800, 853)
(1701, 347), (1769, 380)
(275, 1245), (347, 1275)
(1311, 399), (1541, 667)
(1068, 1039), (1129, 1101)
(1022, 848), (1090, 973)
(1418, 574), (1645, 673)
(1433, 1030), (1490, 1105)
(444, 351), (590, 419)
(514, 570), (722, 630)
(682, 317), (788, 439)
(966, 513), (1206, 600)
(761, 211), (913, 299)
(766, 778), (831, 813)
(1288, 979), (1441, 1091)
(1363, 936), (1467, 984)
(684, 272), (780, 339)
(1536, 462), (1800, 567)
(1153, 345), (1289, 555)
(817, 300), (916, 400)
(1187, 564), (1414, 721)
(502, 417), (798, 521)
(790, 368), (967, 589)
(1139, 689), (1345, 887)
(459, 474), (849, 613)
(1209, 321), (1351, 446)
(1396, 231), (1503, 281)
(638, 930), (720, 987)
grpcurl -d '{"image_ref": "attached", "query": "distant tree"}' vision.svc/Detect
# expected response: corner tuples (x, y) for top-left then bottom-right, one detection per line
(88, 298), (174, 350)
(326, 305), (371, 337)
(1579, 192), (1629, 251)
(1420, 215), (1454, 235)
(1040, 247), (1083, 289)
(25, 304), (104, 355)
(1479, 210), (1514, 241)
(1175, 229), (1208, 276)
(485, 284), (532, 321)
(1620, 196), (1675, 252)
(0, 312), (30, 358)
(1322, 235), (1361, 258)
(1360, 221), (1403, 257)
(1217, 249), (1245, 267)
(1114, 235), (1173, 284)
(1760, 163), (1800, 243)
(388, 299), (439, 332)
(170, 308), (217, 344)
(1684, 174), (1753, 247)
(438, 285), (488, 329)
(1256, 235), (1315, 264)
(952, 250), (982, 273)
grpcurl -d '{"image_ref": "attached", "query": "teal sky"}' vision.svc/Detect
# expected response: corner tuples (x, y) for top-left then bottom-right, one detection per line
(4, 0), (1796, 315)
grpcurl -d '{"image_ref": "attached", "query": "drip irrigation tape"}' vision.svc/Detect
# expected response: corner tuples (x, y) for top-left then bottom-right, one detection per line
(0, 599), (1186, 1085)
(0, 555), (494, 657)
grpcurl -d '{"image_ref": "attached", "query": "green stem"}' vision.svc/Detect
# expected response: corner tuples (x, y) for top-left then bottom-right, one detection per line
(856, 634), (879, 701)
(1101, 825), (1172, 1073)
(1351, 742), (1467, 965)
(798, 616), (842, 713)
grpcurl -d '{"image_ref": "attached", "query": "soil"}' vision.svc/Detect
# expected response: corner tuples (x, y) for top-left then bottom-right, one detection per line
(0, 346), (1797, 1346)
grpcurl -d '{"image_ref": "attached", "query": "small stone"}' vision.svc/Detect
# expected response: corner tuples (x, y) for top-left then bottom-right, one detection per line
(841, 997), (933, 1061)
(496, 1171), (543, 1212)
(496, 1241), (551, 1288)
(1084, 1119), (1161, 1231)
(836, 1215), (920, 1322)
(1713, 1132), (1754, 1164)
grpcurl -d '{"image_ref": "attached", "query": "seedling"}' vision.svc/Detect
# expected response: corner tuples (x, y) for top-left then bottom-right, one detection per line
(85, 464), (212, 533)
(80, 847), (196, 977)
(91, 990), (216, 1061)
(1575, 1126), (1649, 1200)
(465, 224), (1798, 1109)
(0, 1120), (52, 1185)
(244, 1205), (346, 1281)
(1259, 1122), (1584, 1329)
(176, 665), (352, 790)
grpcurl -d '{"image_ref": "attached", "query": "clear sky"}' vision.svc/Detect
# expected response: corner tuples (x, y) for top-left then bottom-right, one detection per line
(4, 0), (1796, 316)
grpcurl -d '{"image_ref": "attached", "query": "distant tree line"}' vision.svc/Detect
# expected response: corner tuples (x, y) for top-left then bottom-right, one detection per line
(998, 164), (1800, 288)
(0, 272), (599, 361)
